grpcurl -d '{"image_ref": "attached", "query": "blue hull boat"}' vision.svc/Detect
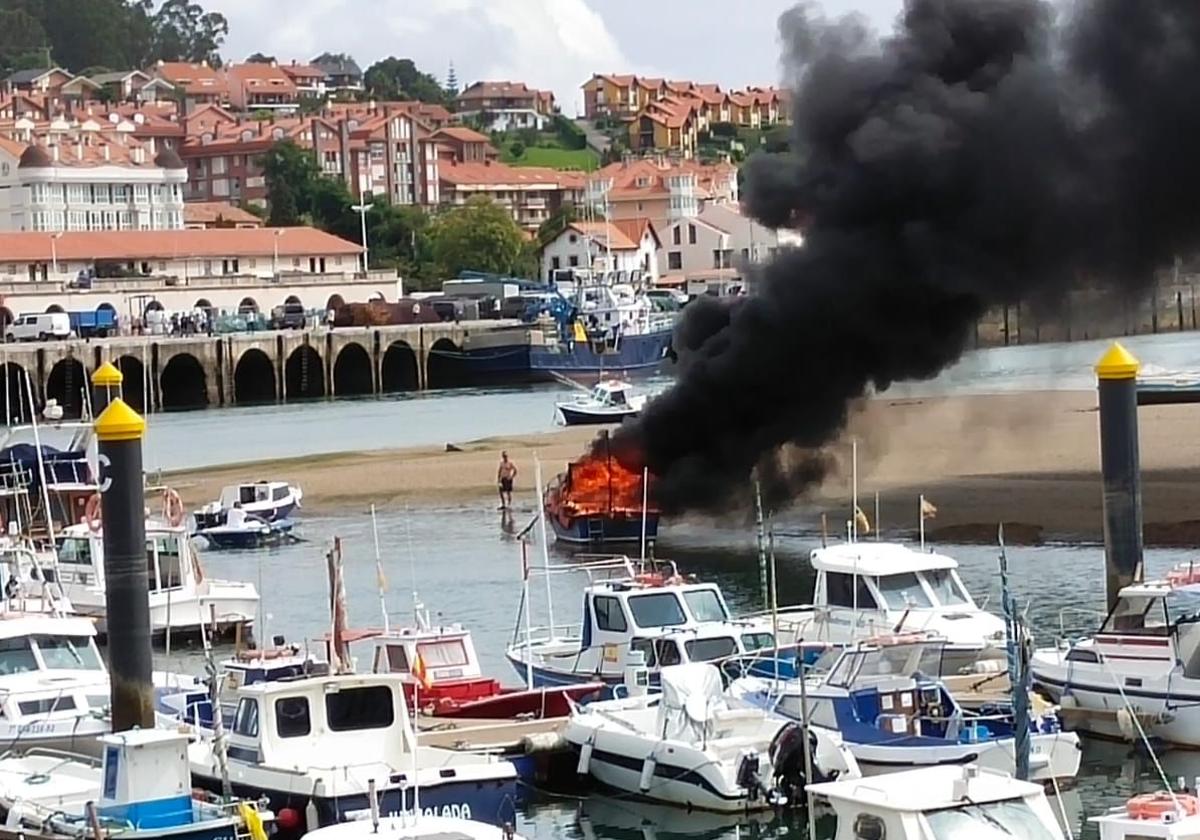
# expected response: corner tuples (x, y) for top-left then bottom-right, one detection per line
(198, 518), (295, 550)
(548, 511), (659, 545)
(452, 329), (673, 384)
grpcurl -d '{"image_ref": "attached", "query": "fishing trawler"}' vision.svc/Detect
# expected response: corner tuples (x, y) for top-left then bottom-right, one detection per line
(543, 442), (659, 546)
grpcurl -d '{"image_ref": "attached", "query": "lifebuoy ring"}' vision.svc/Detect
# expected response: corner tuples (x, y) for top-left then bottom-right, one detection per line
(162, 488), (185, 528)
(84, 493), (102, 533)
(1128, 792), (1199, 819)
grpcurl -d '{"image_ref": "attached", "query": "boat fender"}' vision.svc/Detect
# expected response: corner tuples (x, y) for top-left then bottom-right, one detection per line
(304, 800), (320, 833)
(639, 754), (657, 792)
(162, 487), (185, 527)
(1117, 708), (1137, 742)
(84, 493), (102, 533)
(576, 739), (594, 775)
(521, 731), (566, 754)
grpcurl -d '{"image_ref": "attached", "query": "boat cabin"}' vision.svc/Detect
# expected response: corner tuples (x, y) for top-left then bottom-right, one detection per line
(0, 614), (110, 724)
(55, 522), (201, 596)
(805, 543), (1005, 652)
(808, 764), (1065, 840)
(0, 420), (97, 541)
(580, 577), (736, 654)
(227, 673), (416, 772)
(1082, 579), (1200, 679)
(628, 624), (777, 671)
(589, 381), (632, 408)
(364, 623), (498, 704)
(221, 481), (294, 509)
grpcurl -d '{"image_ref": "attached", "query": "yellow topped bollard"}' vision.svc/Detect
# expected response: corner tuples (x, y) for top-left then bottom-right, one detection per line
(90, 361), (124, 415)
(94, 397), (153, 731)
(1095, 341), (1144, 610)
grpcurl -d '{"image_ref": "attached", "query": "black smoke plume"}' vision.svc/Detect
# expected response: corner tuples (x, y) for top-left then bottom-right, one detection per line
(609, 0), (1200, 514)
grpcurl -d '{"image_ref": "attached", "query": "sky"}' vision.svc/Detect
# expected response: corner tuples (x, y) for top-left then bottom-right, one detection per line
(207, 0), (904, 113)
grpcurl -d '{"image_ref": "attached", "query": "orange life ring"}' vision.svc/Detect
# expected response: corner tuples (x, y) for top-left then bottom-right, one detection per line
(1128, 792), (1199, 819)
(635, 573), (666, 586)
(84, 493), (103, 533)
(162, 488), (185, 528)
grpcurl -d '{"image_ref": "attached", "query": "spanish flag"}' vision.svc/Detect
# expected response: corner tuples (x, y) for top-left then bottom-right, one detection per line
(920, 496), (938, 520)
(412, 651), (432, 691)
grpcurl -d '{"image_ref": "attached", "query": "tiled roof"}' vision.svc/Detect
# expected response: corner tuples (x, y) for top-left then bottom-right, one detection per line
(565, 221), (637, 250)
(611, 217), (660, 248)
(182, 202), (264, 226)
(226, 62), (298, 93)
(90, 71), (148, 86)
(5, 68), (65, 85)
(432, 126), (491, 144)
(458, 81), (539, 100)
(153, 62), (228, 97)
(439, 161), (564, 187)
(0, 227), (359, 262)
(280, 63), (325, 80)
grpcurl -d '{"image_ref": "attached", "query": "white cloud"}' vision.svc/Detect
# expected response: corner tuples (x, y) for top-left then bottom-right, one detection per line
(206, 0), (654, 113)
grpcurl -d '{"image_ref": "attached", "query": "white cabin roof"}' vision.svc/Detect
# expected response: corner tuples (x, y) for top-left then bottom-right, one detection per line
(808, 765), (1043, 813)
(238, 670), (404, 698)
(810, 542), (958, 576)
(0, 614), (96, 639)
(1118, 581), (1176, 599)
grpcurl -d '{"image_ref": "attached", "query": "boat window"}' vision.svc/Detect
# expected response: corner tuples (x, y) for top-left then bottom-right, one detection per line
(629, 638), (656, 668)
(627, 593), (687, 628)
(325, 685), (395, 731)
(384, 644), (409, 673)
(275, 696), (311, 738)
(56, 537), (92, 565)
(853, 814), (885, 840)
(875, 573), (933, 610)
(0, 637), (37, 674)
(34, 635), (103, 670)
(655, 639), (682, 667)
(18, 696), (76, 715)
(416, 639), (468, 668)
(239, 487), (256, 505)
(923, 569), (971, 606)
(609, 389), (626, 406)
(1101, 594), (1170, 636)
(683, 589), (728, 622)
(232, 698), (259, 737)
(685, 637), (737, 662)
(1065, 648), (1099, 664)
(825, 572), (879, 609)
(740, 632), (775, 652)
(145, 535), (183, 591)
(594, 595), (628, 632)
(926, 799), (1060, 840)
(272, 486), (289, 501)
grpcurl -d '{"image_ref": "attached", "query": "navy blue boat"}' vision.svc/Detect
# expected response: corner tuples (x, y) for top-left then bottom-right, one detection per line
(543, 450), (660, 546)
(197, 515), (295, 550)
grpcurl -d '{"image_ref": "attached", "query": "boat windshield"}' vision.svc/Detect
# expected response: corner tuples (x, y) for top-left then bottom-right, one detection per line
(685, 637), (737, 662)
(627, 592), (688, 628)
(925, 799), (1059, 840)
(682, 588), (728, 622)
(0, 637), (37, 674)
(827, 643), (934, 688)
(34, 635), (103, 670)
(1101, 594), (1171, 636)
(923, 569), (972, 607)
(57, 536), (92, 566)
(875, 572), (934, 610)
(740, 632), (775, 652)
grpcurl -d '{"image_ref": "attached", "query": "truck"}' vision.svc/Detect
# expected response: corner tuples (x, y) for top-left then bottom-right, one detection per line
(67, 309), (116, 338)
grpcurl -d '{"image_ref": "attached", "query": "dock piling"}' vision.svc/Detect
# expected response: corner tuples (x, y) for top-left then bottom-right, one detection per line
(95, 397), (153, 731)
(1095, 341), (1144, 610)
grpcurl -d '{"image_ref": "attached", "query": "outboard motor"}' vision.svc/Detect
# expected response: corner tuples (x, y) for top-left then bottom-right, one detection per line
(735, 750), (764, 802)
(769, 723), (843, 807)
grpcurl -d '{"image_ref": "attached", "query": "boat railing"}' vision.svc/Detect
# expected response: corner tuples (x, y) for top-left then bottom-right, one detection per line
(510, 622), (583, 649)
(1056, 607), (1107, 640)
(526, 554), (679, 585)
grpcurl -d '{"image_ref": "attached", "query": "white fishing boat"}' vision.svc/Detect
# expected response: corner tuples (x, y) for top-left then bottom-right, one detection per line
(565, 661), (859, 813)
(505, 556), (787, 689)
(192, 480), (303, 530)
(808, 764), (1068, 840)
(54, 519), (259, 640)
(184, 672), (520, 829)
(195, 509), (296, 551)
(1031, 567), (1200, 746)
(730, 636), (1081, 783)
(0, 728), (273, 840)
(555, 380), (647, 426)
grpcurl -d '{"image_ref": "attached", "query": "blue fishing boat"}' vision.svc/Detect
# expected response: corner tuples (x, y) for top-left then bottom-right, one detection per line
(543, 441), (659, 546)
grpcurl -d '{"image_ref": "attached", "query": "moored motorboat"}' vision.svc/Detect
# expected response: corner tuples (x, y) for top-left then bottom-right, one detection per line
(196, 509), (296, 550)
(193, 480), (302, 529)
(565, 662), (859, 812)
(555, 380), (647, 426)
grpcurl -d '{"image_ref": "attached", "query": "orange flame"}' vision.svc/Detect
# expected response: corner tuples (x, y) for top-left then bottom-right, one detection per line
(552, 453), (659, 518)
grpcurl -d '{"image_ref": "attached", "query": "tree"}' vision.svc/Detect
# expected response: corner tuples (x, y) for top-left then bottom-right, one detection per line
(262, 140), (319, 226)
(35, 0), (154, 72)
(0, 9), (48, 75)
(246, 52), (275, 64)
(363, 57), (446, 104)
(444, 60), (458, 100)
(152, 0), (228, 65)
(430, 196), (526, 277)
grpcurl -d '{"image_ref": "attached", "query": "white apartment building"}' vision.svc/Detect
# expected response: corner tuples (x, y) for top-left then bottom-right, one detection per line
(659, 203), (779, 294)
(540, 219), (661, 285)
(0, 138), (186, 233)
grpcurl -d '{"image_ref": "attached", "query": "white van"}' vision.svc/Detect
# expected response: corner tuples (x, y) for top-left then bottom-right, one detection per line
(6, 312), (71, 342)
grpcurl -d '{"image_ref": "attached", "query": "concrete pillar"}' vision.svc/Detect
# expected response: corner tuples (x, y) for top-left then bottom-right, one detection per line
(275, 334), (285, 403)
(418, 326), (427, 391)
(372, 329), (381, 395)
(1096, 341), (1144, 610)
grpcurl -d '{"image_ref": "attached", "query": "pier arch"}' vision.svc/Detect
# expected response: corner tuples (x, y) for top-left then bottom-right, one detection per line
(325, 294), (345, 313)
(381, 341), (418, 392)
(234, 349), (276, 404)
(45, 304), (64, 314)
(333, 343), (372, 396)
(0, 362), (32, 423)
(284, 295), (302, 306)
(160, 353), (208, 411)
(97, 302), (116, 315)
(193, 298), (213, 311)
(285, 345), (324, 400)
(45, 357), (85, 418)
(426, 338), (470, 390)
(114, 355), (146, 413)
(238, 297), (259, 315)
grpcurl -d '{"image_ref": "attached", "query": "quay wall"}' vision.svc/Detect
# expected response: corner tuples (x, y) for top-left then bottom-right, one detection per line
(0, 321), (517, 420)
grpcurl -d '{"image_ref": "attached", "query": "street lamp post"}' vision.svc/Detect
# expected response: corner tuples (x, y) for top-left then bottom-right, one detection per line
(350, 202), (370, 275)
(272, 229), (284, 277)
(50, 232), (63, 278)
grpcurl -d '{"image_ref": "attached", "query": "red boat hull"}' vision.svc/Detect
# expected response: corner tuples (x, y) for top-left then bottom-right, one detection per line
(404, 678), (604, 719)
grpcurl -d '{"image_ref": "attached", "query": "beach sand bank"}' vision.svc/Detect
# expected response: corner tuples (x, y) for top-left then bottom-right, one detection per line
(163, 390), (1200, 545)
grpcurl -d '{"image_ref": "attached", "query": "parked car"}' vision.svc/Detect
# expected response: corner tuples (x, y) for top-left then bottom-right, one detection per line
(270, 301), (307, 330)
(6, 312), (71, 342)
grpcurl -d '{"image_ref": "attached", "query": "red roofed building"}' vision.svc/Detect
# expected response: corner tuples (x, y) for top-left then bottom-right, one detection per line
(582, 74), (639, 118)
(539, 217), (660, 284)
(151, 61), (229, 108)
(455, 80), (557, 132)
(431, 126), (498, 164)
(182, 201), (263, 229)
(584, 158), (738, 231)
(438, 160), (584, 231)
(280, 62), (328, 100)
(224, 62), (299, 113)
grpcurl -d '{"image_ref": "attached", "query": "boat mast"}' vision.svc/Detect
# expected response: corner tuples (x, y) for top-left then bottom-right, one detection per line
(639, 466), (649, 562)
(371, 503), (389, 633)
(754, 481), (768, 610)
(998, 524), (1031, 780)
(850, 437), (859, 543)
(534, 455), (555, 641)
(522, 539), (533, 690)
(23, 369), (59, 548)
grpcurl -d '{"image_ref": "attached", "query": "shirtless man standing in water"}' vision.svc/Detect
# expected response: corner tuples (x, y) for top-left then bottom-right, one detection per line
(497, 451), (518, 510)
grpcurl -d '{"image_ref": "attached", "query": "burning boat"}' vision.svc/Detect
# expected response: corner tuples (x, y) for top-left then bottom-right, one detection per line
(543, 440), (660, 546)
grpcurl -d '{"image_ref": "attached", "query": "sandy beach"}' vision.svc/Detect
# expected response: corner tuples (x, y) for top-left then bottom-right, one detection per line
(163, 390), (1200, 545)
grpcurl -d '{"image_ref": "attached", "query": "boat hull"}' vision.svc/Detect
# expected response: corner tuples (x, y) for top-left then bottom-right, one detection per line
(457, 331), (673, 385)
(557, 405), (640, 426)
(199, 521), (294, 550)
(846, 732), (1081, 781)
(419, 683), (605, 719)
(548, 512), (659, 545)
(194, 500), (298, 530)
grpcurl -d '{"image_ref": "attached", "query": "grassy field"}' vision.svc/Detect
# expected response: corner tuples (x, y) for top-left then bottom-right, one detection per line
(503, 145), (598, 170)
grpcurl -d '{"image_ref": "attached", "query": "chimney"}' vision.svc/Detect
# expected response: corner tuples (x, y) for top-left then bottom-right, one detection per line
(103, 144), (110, 161)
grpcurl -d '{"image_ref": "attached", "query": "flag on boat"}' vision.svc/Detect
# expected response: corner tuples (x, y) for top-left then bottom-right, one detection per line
(412, 650), (432, 690)
(920, 496), (938, 520)
(854, 505), (871, 535)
